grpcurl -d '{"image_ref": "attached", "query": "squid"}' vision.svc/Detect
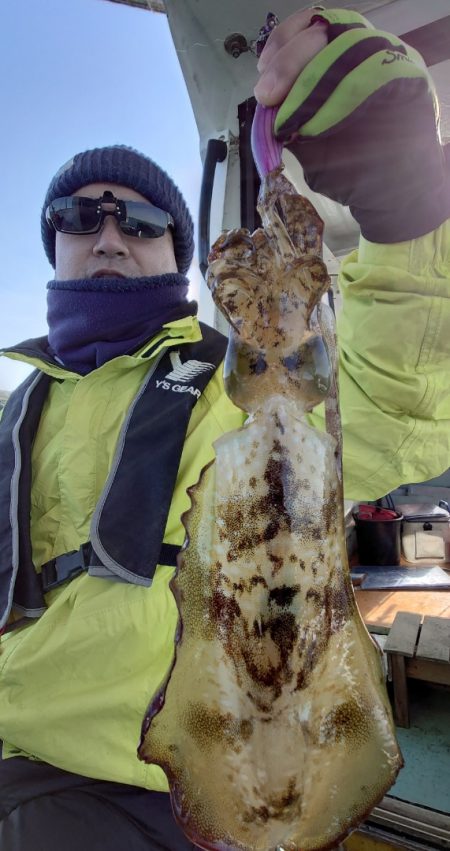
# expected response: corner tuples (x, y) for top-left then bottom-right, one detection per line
(139, 110), (403, 850)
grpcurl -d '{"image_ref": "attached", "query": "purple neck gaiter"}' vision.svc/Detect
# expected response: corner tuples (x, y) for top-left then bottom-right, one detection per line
(47, 273), (196, 375)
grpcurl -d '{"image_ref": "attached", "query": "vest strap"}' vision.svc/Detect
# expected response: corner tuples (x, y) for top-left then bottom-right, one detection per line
(40, 541), (182, 594)
(40, 543), (92, 593)
(91, 322), (227, 585)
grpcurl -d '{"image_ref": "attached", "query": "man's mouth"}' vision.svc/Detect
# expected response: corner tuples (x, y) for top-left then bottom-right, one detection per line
(91, 269), (126, 278)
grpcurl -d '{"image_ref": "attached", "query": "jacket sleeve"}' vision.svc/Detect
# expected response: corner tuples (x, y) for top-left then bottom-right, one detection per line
(309, 217), (450, 501)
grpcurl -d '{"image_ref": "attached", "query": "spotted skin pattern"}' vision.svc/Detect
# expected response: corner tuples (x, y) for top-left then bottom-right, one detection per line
(139, 167), (402, 851)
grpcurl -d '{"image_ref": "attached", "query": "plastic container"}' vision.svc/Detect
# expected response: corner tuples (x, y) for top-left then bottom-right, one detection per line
(353, 505), (403, 566)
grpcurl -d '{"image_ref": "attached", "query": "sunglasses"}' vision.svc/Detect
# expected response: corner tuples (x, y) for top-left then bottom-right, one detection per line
(46, 191), (174, 239)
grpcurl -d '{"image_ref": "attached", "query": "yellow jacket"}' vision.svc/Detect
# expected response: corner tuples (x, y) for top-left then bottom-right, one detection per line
(0, 315), (244, 790)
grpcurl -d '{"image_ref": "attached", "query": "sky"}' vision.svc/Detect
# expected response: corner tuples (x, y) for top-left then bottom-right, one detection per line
(0, 0), (205, 390)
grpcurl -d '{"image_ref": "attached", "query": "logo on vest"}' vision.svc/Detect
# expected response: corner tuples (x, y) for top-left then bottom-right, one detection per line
(156, 351), (215, 399)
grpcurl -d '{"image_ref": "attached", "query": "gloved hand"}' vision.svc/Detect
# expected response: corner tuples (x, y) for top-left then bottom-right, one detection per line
(255, 8), (450, 243)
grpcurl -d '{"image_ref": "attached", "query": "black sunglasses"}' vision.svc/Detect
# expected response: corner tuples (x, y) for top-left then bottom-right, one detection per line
(46, 191), (174, 239)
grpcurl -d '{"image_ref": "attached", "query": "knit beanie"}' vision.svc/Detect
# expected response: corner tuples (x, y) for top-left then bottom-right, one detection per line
(41, 145), (194, 274)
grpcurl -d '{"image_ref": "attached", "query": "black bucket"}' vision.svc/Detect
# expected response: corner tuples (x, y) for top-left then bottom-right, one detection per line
(353, 510), (403, 566)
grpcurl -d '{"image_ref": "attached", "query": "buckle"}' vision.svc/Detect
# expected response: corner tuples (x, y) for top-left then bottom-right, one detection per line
(41, 543), (91, 593)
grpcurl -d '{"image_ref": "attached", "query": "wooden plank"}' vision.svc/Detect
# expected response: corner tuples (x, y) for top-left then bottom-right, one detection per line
(384, 612), (421, 657)
(390, 655), (410, 728)
(355, 590), (450, 633)
(416, 616), (450, 662)
(406, 658), (450, 686)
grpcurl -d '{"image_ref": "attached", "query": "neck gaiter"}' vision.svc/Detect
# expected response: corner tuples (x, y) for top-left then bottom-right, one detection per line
(47, 273), (196, 374)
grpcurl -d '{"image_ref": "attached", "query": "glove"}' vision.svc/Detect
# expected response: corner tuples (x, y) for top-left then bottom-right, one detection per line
(256, 8), (450, 243)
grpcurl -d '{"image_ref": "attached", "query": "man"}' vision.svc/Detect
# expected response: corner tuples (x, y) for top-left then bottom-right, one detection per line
(1, 7), (449, 850)
(0, 146), (244, 849)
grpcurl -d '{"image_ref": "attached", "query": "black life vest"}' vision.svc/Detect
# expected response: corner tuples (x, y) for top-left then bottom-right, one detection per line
(0, 323), (227, 630)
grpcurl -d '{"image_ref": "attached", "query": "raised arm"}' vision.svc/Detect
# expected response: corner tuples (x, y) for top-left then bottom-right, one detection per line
(255, 8), (450, 500)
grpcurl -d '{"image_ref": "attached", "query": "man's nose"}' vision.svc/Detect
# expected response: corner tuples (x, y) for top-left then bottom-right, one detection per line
(93, 215), (130, 257)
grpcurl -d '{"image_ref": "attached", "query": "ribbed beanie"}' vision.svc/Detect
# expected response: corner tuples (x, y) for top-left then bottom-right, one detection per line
(41, 145), (194, 274)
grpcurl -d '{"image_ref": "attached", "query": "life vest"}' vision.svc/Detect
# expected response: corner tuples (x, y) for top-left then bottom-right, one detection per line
(0, 323), (227, 631)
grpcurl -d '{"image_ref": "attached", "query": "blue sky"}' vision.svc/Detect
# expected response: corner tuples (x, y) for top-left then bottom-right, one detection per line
(0, 0), (204, 390)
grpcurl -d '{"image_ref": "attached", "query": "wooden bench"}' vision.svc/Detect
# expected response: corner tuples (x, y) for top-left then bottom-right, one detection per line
(384, 612), (450, 727)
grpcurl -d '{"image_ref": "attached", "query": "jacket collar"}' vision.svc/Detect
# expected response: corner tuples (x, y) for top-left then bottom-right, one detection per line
(0, 315), (203, 381)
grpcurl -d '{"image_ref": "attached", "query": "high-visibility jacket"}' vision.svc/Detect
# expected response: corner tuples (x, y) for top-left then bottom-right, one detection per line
(0, 316), (245, 791)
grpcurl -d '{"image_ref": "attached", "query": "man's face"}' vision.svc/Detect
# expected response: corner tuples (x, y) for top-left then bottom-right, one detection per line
(54, 182), (178, 280)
